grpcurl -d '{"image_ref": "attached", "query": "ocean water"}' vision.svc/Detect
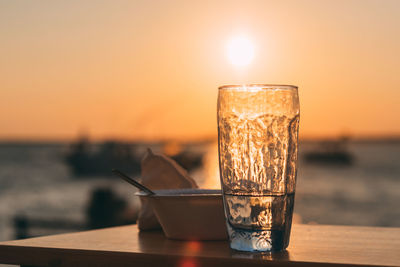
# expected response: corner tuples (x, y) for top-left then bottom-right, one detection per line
(0, 143), (142, 241)
(0, 141), (399, 241)
(295, 141), (400, 227)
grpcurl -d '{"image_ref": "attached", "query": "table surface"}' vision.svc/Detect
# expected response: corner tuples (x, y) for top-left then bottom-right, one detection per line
(0, 224), (399, 267)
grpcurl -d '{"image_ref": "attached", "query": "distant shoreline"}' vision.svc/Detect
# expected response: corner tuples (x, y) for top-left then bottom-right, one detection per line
(1, 136), (400, 146)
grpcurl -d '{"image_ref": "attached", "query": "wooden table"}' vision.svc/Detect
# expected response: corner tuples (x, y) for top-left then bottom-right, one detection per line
(0, 224), (399, 267)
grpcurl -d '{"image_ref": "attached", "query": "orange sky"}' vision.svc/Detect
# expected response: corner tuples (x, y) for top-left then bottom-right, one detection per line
(1, 0), (399, 141)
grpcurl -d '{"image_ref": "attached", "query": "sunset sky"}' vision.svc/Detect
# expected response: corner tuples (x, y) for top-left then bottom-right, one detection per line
(1, 0), (399, 141)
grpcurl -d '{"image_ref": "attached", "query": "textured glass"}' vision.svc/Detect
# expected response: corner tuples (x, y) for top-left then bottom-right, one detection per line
(217, 84), (300, 252)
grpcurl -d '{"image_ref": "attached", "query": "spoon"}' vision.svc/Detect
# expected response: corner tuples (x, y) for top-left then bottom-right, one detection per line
(112, 169), (155, 195)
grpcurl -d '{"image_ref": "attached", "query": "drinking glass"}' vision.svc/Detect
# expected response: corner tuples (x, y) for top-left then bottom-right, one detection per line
(217, 84), (300, 252)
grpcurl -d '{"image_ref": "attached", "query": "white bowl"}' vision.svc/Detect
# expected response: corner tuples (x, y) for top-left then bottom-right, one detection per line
(137, 189), (228, 240)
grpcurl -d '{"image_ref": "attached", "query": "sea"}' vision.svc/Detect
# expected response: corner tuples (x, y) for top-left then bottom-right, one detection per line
(0, 141), (399, 242)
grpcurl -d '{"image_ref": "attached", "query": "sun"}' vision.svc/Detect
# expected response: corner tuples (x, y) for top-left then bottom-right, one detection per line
(226, 35), (255, 67)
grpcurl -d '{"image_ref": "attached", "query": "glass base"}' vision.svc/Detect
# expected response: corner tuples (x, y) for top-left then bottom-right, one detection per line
(227, 224), (288, 252)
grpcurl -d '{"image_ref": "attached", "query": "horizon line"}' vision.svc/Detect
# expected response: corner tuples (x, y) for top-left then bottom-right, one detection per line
(0, 134), (400, 144)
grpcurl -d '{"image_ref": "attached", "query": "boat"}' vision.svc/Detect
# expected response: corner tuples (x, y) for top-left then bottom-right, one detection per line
(65, 138), (141, 176)
(65, 138), (205, 177)
(303, 138), (354, 165)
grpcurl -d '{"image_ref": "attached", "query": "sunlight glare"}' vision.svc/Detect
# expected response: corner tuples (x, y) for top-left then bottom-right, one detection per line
(226, 35), (255, 67)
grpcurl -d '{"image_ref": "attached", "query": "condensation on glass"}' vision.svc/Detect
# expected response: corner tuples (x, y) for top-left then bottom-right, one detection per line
(217, 84), (300, 252)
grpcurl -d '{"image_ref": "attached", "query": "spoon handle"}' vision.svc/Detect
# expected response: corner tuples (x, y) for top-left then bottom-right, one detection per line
(112, 169), (155, 195)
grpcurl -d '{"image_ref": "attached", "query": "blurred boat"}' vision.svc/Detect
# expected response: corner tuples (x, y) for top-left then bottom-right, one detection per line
(65, 138), (204, 177)
(303, 138), (354, 165)
(163, 141), (204, 172)
(171, 151), (203, 172)
(65, 138), (141, 176)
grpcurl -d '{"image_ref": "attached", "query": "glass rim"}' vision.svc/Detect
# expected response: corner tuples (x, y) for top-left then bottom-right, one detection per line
(218, 84), (298, 91)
